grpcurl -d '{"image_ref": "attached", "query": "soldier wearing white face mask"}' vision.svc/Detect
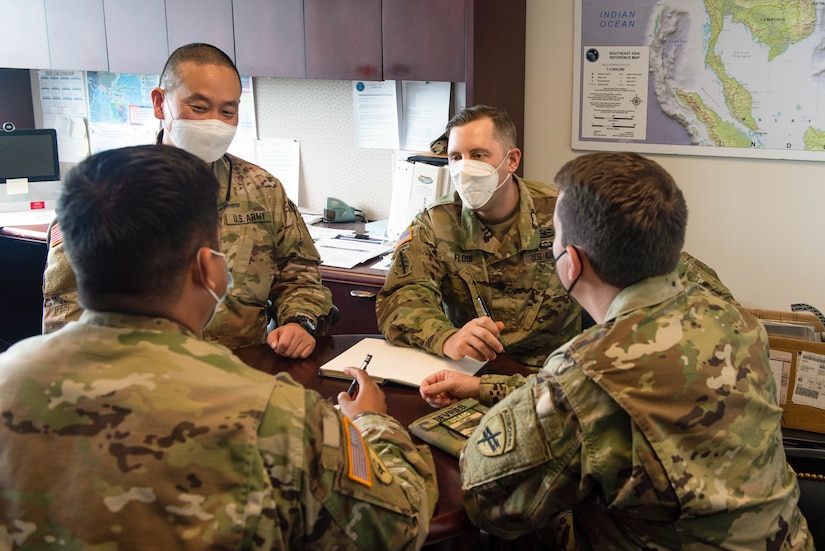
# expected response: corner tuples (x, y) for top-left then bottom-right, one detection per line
(42, 43), (334, 357)
(376, 105), (739, 368)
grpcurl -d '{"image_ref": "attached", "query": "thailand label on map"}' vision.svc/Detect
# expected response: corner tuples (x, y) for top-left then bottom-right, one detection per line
(574, 0), (825, 161)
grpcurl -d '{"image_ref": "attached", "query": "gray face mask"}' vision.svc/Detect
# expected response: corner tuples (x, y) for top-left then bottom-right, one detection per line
(196, 248), (234, 329)
(449, 154), (511, 210)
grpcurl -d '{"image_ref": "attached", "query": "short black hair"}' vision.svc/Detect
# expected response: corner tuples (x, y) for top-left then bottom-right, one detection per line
(159, 43), (241, 92)
(446, 105), (517, 151)
(58, 145), (221, 305)
(553, 152), (687, 288)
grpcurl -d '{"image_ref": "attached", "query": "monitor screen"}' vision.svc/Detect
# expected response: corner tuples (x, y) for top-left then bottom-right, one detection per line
(0, 128), (60, 183)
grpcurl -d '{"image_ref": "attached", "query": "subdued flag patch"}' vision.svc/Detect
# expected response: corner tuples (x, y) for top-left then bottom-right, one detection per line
(49, 223), (63, 248)
(395, 226), (412, 250)
(344, 417), (372, 487)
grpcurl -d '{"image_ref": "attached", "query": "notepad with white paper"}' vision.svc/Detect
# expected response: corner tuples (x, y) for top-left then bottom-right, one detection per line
(317, 338), (486, 388)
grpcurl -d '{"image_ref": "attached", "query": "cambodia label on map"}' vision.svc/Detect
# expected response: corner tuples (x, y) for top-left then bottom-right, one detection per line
(574, 0), (825, 161)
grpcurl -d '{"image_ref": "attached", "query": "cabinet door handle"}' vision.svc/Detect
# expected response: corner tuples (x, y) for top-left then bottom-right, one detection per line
(350, 290), (376, 299)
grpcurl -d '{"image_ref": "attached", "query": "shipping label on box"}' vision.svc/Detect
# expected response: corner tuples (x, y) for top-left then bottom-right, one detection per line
(766, 336), (825, 435)
(791, 350), (825, 408)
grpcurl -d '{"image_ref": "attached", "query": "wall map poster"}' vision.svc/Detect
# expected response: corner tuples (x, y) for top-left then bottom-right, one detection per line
(573, 0), (825, 161)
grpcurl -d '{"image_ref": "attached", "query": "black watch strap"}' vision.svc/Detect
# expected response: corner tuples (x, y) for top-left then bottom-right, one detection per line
(282, 315), (317, 337)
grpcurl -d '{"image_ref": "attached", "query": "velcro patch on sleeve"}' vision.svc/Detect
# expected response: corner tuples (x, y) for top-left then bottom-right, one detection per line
(321, 409), (340, 471)
(49, 222), (63, 248)
(475, 407), (516, 457)
(344, 417), (372, 487)
(394, 226), (413, 250)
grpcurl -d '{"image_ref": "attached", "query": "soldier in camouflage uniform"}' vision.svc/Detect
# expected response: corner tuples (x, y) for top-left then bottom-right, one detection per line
(42, 43), (333, 356)
(1, 145), (438, 550)
(420, 152), (812, 549)
(377, 105), (738, 368)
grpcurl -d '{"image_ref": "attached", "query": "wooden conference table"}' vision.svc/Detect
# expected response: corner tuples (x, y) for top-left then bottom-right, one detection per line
(233, 334), (531, 548)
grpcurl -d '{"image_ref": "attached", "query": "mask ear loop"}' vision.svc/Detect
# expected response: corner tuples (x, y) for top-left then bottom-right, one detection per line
(196, 248), (227, 304)
(491, 149), (514, 191)
(472, 150), (515, 209)
(160, 91), (178, 139)
(554, 246), (582, 295)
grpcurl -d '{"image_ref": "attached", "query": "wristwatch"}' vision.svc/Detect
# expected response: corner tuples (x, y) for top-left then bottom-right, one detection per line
(282, 315), (317, 337)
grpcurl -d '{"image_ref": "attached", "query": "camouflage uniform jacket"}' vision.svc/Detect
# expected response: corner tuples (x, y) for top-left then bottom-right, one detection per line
(42, 153), (333, 350)
(376, 177), (581, 368)
(461, 272), (812, 549)
(0, 311), (438, 550)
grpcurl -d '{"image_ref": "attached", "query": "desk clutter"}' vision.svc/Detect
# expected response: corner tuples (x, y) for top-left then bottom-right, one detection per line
(747, 307), (825, 435)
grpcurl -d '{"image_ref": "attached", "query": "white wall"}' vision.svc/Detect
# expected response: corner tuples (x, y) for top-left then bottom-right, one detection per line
(523, 0), (825, 311)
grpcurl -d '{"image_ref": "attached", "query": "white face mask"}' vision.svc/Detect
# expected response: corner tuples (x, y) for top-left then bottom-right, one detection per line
(449, 153), (511, 210)
(196, 248), (234, 329)
(163, 96), (237, 163)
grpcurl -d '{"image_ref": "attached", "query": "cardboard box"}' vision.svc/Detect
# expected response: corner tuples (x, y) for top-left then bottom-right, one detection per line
(747, 309), (825, 434)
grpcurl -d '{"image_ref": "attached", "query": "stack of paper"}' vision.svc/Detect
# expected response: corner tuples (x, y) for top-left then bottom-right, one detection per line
(314, 236), (393, 269)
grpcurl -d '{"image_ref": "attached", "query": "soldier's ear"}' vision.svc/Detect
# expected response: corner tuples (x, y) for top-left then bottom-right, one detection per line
(566, 246), (583, 281)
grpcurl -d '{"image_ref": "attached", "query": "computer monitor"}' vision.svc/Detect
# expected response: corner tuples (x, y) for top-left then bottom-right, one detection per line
(0, 128), (61, 214)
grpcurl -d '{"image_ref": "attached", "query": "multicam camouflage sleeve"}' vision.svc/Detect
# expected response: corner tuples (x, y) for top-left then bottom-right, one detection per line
(251, 376), (438, 550)
(677, 250), (739, 305)
(376, 220), (461, 357)
(41, 218), (81, 334)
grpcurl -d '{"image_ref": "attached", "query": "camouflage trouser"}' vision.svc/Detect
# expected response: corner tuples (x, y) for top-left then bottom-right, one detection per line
(452, 511), (576, 551)
(541, 510), (576, 550)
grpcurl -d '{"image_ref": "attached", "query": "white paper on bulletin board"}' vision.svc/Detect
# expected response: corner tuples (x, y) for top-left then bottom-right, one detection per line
(254, 138), (300, 200)
(352, 80), (401, 149)
(401, 81), (451, 151)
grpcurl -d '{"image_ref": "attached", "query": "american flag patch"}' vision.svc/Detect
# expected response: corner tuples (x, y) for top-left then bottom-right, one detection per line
(394, 226), (412, 251)
(344, 417), (372, 487)
(49, 222), (63, 248)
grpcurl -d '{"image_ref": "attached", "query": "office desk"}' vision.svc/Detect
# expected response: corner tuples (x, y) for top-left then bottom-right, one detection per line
(233, 334), (531, 547)
(0, 224), (49, 350)
(312, 221), (388, 335)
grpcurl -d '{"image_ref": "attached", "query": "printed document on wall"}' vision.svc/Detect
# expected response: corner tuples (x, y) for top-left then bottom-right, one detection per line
(254, 138), (300, 201)
(401, 81), (450, 151)
(38, 70), (90, 162)
(352, 80), (401, 149)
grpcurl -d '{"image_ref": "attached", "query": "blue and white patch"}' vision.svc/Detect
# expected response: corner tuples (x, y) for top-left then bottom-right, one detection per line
(475, 407), (516, 457)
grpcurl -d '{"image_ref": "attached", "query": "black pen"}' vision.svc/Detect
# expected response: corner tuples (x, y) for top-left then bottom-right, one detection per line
(477, 296), (505, 353)
(477, 295), (493, 318)
(346, 354), (372, 398)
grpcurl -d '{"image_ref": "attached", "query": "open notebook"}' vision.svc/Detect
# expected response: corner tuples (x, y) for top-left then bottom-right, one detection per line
(317, 337), (486, 388)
